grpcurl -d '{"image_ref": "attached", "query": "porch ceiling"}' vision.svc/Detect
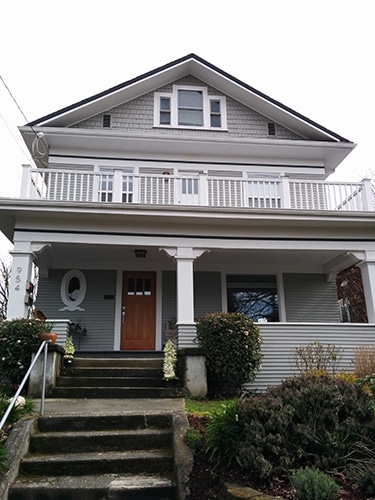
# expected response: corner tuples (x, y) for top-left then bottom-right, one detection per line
(35, 242), (349, 275)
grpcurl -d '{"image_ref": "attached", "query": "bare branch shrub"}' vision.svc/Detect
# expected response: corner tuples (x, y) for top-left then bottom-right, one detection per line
(292, 341), (343, 374)
(0, 259), (10, 320)
(354, 346), (375, 377)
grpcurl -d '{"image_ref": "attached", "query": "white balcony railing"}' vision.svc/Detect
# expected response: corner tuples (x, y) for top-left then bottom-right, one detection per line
(20, 165), (374, 212)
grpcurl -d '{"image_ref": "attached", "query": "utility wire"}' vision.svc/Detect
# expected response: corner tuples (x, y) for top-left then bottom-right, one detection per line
(0, 110), (34, 165)
(0, 74), (45, 162)
(0, 74), (39, 137)
(0, 75), (30, 124)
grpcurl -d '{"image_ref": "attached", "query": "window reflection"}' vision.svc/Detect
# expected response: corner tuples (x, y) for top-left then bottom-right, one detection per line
(227, 275), (279, 322)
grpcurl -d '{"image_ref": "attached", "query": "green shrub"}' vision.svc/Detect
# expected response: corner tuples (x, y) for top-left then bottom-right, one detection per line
(290, 467), (339, 500)
(236, 374), (375, 482)
(184, 427), (204, 453)
(292, 341), (343, 374)
(0, 396), (35, 430)
(205, 399), (242, 468)
(0, 319), (46, 391)
(358, 459), (375, 496)
(196, 312), (262, 395)
(356, 374), (375, 399)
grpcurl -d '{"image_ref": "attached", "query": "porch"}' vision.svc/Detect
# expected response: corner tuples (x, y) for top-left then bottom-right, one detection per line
(21, 165), (374, 212)
(46, 320), (375, 393)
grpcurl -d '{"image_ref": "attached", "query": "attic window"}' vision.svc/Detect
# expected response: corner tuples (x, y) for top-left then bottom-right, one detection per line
(102, 114), (111, 128)
(154, 85), (227, 130)
(160, 97), (171, 125)
(267, 122), (276, 136)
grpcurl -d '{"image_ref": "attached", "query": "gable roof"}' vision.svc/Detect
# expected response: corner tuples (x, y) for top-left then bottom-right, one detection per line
(26, 54), (351, 143)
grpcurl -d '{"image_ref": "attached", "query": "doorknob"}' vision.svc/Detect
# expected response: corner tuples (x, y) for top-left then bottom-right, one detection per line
(122, 306), (126, 323)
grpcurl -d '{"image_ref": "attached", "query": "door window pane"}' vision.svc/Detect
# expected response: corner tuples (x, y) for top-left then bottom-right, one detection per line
(127, 278), (135, 295)
(136, 278), (143, 295)
(144, 278), (151, 296)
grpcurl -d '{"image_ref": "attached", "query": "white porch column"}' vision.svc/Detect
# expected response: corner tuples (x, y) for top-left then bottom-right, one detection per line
(7, 247), (34, 319)
(358, 252), (375, 323)
(280, 175), (291, 208)
(161, 247), (209, 347)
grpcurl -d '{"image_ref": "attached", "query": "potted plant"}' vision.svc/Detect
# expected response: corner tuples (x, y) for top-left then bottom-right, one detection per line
(63, 335), (75, 367)
(38, 321), (58, 344)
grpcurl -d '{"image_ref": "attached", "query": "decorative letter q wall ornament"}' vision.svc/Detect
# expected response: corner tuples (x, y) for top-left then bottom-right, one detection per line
(59, 270), (86, 311)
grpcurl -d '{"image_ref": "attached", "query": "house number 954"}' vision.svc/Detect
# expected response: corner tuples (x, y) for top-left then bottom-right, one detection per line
(15, 267), (22, 291)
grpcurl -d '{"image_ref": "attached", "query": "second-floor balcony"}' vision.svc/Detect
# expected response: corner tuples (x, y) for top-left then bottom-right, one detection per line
(21, 165), (374, 212)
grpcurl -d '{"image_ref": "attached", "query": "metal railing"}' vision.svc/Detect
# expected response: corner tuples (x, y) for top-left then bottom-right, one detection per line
(20, 165), (374, 212)
(0, 341), (50, 431)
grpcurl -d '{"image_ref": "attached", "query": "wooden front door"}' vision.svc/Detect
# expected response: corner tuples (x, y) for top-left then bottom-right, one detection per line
(121, 271), (156, 350)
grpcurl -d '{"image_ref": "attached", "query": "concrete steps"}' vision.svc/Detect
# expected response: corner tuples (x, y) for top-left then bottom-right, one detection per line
(49, 356), (183, 399)
(8, 414), (177, 499)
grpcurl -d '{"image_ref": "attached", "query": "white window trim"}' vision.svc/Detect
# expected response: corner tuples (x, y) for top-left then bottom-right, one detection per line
(59, 269), (87, 311)
(154, 85), (227, 130)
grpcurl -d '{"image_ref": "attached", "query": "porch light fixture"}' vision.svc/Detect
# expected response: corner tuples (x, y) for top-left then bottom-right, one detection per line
(135, 249), (147, 258)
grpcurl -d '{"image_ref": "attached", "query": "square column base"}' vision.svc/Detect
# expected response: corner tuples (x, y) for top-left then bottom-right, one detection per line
(178, 348), (207, 398)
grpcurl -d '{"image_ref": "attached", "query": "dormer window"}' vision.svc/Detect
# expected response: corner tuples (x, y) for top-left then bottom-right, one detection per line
(154, 85), (227, 130)
(178, 89), (203, 126)
(160, 98), (171, 125)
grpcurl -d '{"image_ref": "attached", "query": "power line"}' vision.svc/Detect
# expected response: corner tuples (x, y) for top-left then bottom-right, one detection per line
(0, 75), (30, 125)
(0, 74), (43, 163)
(0, 74), (39, 138)
(0, 110), (34, 165)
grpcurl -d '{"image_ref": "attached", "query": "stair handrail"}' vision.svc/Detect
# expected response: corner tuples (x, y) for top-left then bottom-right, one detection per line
(0, 340), (50, 432)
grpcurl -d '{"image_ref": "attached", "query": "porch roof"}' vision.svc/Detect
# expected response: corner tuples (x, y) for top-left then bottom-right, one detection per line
(1, 198), (374, 277)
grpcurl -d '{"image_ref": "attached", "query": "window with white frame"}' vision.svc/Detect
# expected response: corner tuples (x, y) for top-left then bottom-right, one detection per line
(97, 167), (134, 203)
(98, 172), (113, 202)
(154, 85), (227, 129)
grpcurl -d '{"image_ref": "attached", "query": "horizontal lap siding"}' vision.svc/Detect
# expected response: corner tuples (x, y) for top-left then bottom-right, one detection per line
(247, 323), (375, 392)
(36, 270), (116, 351)
(284, 273), (340, 322)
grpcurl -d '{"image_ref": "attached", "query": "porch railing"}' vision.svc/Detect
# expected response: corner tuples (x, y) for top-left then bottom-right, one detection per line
(249, 322), (375, 392)
(21, 165), (374, 212)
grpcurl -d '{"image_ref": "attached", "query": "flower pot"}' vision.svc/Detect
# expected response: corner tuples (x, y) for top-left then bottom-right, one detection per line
(39, 332), (58, 344)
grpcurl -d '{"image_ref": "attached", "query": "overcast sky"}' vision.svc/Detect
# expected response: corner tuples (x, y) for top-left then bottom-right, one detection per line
(1, 0), (374, 256)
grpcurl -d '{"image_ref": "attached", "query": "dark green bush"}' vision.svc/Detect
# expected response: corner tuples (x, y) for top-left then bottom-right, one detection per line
(205, 399), (242, 468)
(0, 396), (35, 429)
(236, 374), (375, 482)
(196, 312), (262, 395)
(0, 319), (46, 391)
(183, 427), (204, 453)
(290, 467), (339, 500)
(358, 459), (375, 496)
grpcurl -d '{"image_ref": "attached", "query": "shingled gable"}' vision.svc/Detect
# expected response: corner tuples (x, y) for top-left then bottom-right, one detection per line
(25, 53), (351, 144)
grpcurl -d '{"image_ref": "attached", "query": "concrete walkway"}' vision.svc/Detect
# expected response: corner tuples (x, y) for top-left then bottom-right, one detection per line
(33, 397), (185, 416)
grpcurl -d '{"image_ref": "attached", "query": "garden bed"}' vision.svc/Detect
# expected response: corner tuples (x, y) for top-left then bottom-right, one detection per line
(186, 413), (370, 500)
